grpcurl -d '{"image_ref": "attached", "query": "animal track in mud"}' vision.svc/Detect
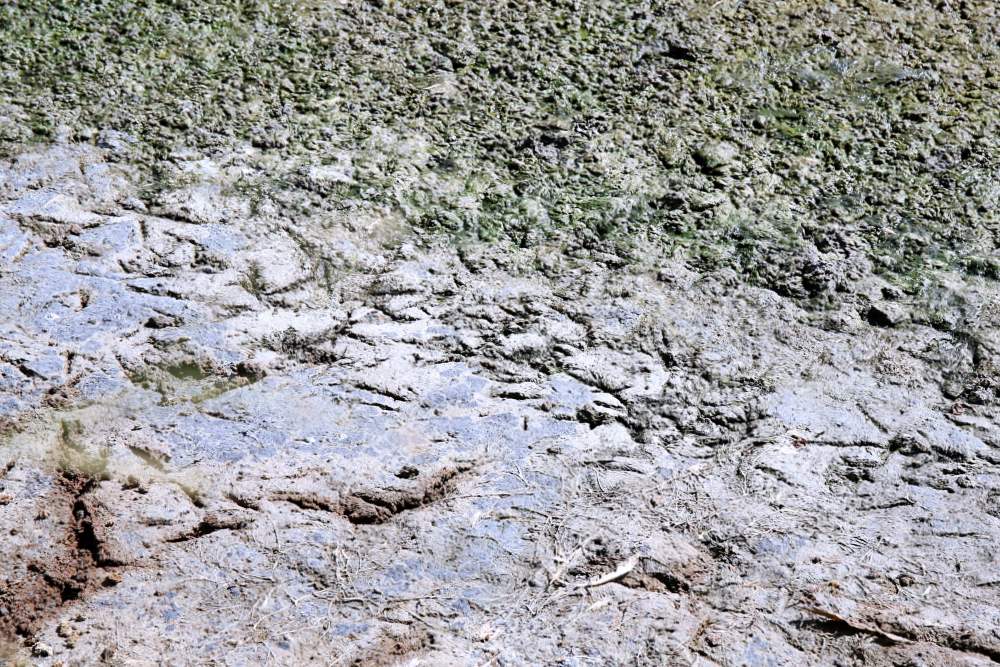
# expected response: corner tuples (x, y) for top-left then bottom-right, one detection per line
(0, 472), (123, 640)
(273, 463), (476, 525)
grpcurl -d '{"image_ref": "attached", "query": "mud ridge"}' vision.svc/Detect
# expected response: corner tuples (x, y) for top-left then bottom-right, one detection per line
(341, 464), (475, 525)
(271, 464), (476, 525)
(166, 514), (252, 543)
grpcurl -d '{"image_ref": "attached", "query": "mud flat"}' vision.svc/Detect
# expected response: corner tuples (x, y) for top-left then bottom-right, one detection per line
(1, 1), (999, 665)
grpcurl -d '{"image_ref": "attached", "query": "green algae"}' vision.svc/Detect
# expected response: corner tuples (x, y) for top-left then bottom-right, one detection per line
(1, 0), (998, 296)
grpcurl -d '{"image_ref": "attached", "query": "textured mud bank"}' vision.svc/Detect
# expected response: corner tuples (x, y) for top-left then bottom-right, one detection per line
(1, 1), (1000, 666)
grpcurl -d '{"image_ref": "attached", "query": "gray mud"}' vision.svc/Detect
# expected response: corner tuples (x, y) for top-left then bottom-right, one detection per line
(1, 2), (1000, 666)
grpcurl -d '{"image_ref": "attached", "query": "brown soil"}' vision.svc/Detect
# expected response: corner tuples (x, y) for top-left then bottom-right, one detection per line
(0, 473), (122, 640)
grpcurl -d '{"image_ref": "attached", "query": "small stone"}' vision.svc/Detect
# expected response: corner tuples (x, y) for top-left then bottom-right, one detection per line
(395, 465), (419, 479)
(881, 285), (904, 300)
(32, 642), (53, 657)
(867, 302), (908, 328)
(822, 309), (859, 333)
(102, 572), (123, 587)
(694, 141), (739, 174)
(941, 379), (965, 399)
(57, 622), (74, 638)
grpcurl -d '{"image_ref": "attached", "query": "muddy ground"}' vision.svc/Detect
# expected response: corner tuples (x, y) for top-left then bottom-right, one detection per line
(2, 1), (1000, 665)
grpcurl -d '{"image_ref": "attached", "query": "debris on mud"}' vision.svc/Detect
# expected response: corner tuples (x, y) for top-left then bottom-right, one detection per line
(1, 0), (999, 665)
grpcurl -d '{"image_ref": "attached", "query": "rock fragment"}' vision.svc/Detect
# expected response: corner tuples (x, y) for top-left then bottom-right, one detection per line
(694, 141), (739, 174)
(867, 302), (908, 328)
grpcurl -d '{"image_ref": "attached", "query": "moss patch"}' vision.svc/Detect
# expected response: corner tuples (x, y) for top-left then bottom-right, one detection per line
(2, 0), (997, 293)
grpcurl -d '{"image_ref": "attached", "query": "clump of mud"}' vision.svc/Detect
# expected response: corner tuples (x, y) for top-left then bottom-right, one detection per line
(0, 471), (121, 640)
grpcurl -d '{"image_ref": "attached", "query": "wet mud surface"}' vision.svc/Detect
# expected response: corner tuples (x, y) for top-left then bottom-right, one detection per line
(1, 1), (1000, 665)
